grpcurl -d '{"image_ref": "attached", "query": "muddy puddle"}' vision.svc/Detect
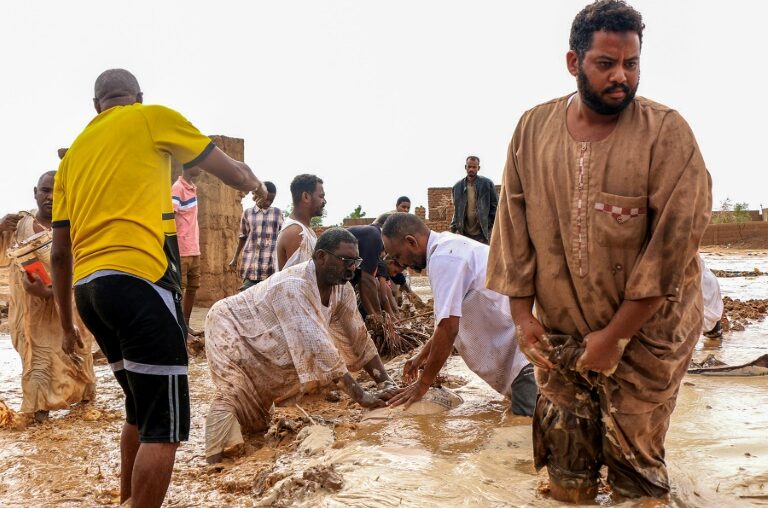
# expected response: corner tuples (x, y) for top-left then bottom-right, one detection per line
(0, 255), (767, 506)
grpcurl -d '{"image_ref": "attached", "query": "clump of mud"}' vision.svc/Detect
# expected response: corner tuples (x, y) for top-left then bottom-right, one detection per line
(712, 268), (766, 278)
(721, 297), (768, 332)
(0, 400), (26, 430)
(0, 302), (8, 334)
(254, 464), (343, 507)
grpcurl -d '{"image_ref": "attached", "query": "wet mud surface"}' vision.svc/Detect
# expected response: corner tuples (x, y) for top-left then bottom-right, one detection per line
(0, 261), (767, 506)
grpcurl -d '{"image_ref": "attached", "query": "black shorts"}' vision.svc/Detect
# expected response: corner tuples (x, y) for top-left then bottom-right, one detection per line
(75, 273), (190, 443)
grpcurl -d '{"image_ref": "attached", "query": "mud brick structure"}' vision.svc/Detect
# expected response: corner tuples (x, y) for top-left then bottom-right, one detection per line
(700, 222), (768, 247)
(172, 135), (244, 306)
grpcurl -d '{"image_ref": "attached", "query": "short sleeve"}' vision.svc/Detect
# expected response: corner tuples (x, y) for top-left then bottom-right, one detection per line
(624, 111), (712, 301)
(52, 164), (69, 228)
(171, 181), (183, 212)
(141, 105), (214, 169)
(430, 254), (471, 322)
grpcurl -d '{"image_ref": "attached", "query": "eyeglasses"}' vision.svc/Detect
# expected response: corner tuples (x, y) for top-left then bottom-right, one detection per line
(321, 249), (363, 269)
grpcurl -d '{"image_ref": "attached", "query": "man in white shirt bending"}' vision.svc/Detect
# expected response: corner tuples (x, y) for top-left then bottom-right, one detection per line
(381, 212), (535, 415)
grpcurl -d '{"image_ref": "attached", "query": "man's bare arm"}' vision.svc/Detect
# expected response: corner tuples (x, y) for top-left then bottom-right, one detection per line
(388, 316), (460, 408)
(51, 226), (83, 353)
(276, 224), (303, 269)
(194, 146), (264, 194)
(359, 271), (383, 318)
(229, 237), (247, 270)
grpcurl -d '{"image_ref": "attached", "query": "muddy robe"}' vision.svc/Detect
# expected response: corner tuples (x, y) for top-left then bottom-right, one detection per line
(486, 96), (711, 496)
(204, 260), (378, 458)
(0, 213), (95, 413)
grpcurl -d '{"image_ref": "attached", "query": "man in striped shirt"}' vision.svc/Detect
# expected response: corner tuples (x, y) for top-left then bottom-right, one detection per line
(172, 167), (202, 329)
(229, 181), (283, 290)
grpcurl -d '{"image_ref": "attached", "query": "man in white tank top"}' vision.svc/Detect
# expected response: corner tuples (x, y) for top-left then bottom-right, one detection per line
(276, 174), (326, 270)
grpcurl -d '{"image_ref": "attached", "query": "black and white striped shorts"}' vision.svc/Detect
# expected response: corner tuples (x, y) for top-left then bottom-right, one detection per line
(75, 272), (190, 443)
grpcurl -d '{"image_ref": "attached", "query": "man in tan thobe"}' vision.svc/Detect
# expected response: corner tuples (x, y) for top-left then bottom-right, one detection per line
(487, 1), (711, 502)
(0, 172), (95, 423)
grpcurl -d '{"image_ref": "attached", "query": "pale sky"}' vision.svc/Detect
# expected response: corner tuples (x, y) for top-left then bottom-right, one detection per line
(2, 1), (766, 224)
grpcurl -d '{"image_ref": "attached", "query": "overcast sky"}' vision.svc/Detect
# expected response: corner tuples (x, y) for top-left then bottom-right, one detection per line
(2, 1), (766, 224)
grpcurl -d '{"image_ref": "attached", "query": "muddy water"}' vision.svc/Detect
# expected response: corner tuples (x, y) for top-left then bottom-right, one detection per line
(0, 255), (766, 506)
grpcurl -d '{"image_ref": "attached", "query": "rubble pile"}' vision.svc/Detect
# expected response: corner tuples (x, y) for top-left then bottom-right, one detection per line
(721, 296), (768, 332)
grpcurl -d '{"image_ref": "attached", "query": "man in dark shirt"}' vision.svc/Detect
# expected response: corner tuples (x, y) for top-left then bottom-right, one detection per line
(348, 218), (388, 320)
(449, 155), (498, 244)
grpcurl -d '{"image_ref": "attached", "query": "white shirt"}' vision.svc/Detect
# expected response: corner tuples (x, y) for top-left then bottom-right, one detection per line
(426, 231), (528, 397)
(699, 256), (723, 332)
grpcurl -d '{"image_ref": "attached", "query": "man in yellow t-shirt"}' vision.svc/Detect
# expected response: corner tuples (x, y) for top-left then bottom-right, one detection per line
(51, 68), (266, 508)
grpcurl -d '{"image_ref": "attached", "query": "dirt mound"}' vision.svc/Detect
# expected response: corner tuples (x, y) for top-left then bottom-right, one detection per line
(712, 269), (766, 278)
(722, 297), (768, 332)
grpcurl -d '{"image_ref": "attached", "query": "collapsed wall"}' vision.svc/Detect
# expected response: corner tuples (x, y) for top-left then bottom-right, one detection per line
(172, 135), (244, 307)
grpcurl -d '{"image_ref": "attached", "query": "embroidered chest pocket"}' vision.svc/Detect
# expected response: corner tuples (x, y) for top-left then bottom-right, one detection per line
(593, 191), (648, 249)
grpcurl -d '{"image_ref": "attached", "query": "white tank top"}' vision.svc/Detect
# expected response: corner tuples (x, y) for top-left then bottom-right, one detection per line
(277, 217), (317, 270)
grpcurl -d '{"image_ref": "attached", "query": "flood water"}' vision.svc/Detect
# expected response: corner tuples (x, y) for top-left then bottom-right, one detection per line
(0, 252), (766, 506)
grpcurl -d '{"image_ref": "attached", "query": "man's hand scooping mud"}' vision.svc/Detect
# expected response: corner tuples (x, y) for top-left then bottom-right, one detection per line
(387, 379), (430, 410)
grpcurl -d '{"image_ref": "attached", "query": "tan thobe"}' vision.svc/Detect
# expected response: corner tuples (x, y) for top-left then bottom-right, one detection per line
(204, 260), (378, 457)
(463, 181), (482, 237)
(487, 95), (711, 497)
(0, 213), (95, 414)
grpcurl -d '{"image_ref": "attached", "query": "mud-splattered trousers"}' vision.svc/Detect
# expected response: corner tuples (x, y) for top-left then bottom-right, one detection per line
(533, 336), (676, 498)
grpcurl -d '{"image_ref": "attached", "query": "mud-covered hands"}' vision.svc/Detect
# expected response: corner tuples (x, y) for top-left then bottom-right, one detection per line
(21, 272), (52, 299)
(62, 324), (85, 355)
(516, 315), (553, 370)
(402, 344), (430, 383)
(357, 391), (388, 409)
(576, 329), (629, 376)
(387, 378), (430, 409)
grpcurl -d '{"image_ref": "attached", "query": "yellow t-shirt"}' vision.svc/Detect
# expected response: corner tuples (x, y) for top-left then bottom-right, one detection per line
(53, 103), (214, 292)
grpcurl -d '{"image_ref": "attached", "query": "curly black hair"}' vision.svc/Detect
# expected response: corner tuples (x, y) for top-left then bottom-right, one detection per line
(290, 174), (323, 204)
(570, 1), (644, 61)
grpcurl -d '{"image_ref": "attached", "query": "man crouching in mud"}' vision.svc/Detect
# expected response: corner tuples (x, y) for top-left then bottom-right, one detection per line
(204, 228), (396, 463)
(486, 1), (711, 503)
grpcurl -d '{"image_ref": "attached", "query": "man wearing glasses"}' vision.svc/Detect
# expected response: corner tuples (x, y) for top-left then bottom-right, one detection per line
(380, 213), (535, 416)
(204, 228), (396, 463)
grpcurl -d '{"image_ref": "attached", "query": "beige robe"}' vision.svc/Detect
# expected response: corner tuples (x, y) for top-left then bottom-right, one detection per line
(204, 260), (378, 456)
(0, 213), (95, 413)
(487, 95), (712, 495)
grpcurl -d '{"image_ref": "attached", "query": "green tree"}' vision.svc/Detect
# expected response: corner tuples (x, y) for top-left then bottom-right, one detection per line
(346, 205), (366, 219)
(733, 202), (751, 223)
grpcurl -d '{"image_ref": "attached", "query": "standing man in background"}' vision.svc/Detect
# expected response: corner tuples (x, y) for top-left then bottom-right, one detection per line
(172, 166), (202, 332)
(51, 68), (266, 508)
(395, 196), (411, 213)
(229, 182), (282, 291)
(276, 174), (325, 270)
(450, 156), (498, 244)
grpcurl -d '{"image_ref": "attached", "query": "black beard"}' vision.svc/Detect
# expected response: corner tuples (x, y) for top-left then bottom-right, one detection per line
(577, 67), (637, 115)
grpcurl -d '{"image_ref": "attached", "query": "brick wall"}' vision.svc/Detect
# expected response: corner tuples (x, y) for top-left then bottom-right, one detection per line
(427, 185), (502, 224)
(342, 217), (374, 227)
(700, 222), (768, 247)
(172, 135), (244, 307)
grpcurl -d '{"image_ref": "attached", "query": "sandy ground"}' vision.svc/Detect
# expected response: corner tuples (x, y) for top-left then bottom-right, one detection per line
(0, 265), (767, 507)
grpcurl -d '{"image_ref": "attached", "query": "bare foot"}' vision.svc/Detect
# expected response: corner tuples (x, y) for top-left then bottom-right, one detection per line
(549, 481), (598, 504)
